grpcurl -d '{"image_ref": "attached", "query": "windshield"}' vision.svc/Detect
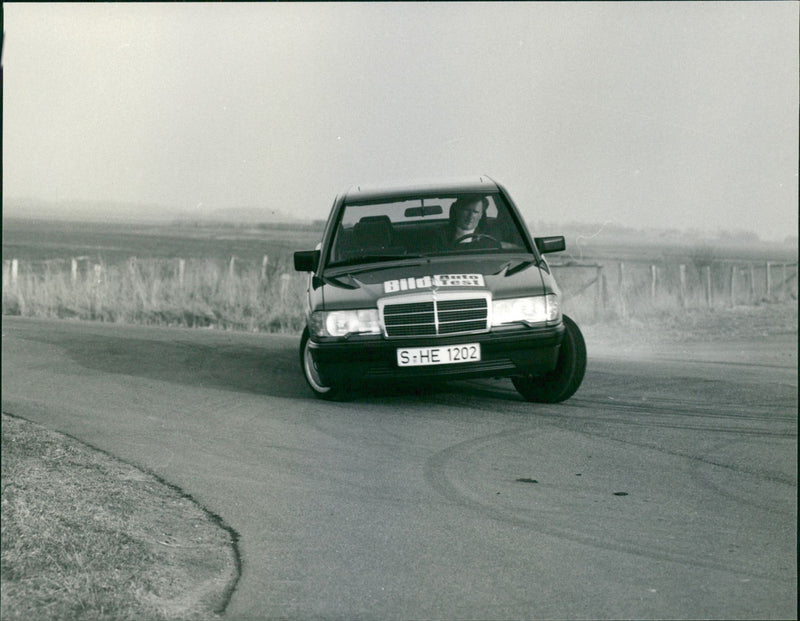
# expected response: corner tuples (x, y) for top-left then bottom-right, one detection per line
(327, 193), (531, 267)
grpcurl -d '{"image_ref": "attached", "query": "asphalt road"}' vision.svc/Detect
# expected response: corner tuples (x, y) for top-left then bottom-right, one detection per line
(1, 317), (796, 620)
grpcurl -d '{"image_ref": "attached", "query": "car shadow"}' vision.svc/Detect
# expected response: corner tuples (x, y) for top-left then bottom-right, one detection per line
(22, 324), (525, 404)
(27, 330), (311, 400)
(357, 377), (524, 403)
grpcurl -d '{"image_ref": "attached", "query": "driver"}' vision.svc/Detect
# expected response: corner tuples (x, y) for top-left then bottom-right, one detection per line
(446, 196), (492, 245)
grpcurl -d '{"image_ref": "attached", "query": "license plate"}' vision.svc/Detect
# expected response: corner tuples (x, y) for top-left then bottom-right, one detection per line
(397, 343), (481, 367)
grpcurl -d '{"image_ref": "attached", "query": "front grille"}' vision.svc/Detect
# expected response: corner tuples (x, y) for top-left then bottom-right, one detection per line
(380, 293), (490, 338)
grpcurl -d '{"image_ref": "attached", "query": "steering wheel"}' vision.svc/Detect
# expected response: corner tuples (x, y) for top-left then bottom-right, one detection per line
(453, 233), (502, 248)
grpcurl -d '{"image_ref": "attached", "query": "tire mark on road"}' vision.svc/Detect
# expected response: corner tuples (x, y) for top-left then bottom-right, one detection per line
(424, 427), (794, 584)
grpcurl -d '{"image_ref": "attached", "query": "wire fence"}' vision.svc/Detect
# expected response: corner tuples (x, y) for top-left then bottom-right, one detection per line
(3, 254), (798, 331)
(2, 254), (305, 333)
(550, 258), (798, 323)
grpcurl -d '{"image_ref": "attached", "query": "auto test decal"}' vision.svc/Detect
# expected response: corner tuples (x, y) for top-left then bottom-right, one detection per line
(383, 274), (485, 293)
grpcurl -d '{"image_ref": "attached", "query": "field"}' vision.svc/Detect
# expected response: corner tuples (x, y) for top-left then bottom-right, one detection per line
(1, 218), (324, 264)
(3, 218), (797, 332)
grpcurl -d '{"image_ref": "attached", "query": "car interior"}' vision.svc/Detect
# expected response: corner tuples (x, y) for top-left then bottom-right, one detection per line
(329, 196), (528, 265)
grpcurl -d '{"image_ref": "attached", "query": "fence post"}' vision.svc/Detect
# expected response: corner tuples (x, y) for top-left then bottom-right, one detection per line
(227, 256), (236, 306)
(92, 264), (103, 318)
(261, 255), (269, 280)
(280, 273), (291, 302)
(704, 265), (712, 307)
(729, 265), (736, 307)
(178, 258), (186, 287)
(601, 270), (609, 315)
(618, 262), (626, 318)
(71, 258), (79, 285)
(766, 261), (772, 300)
(2, 260), (9, 289)
(11, 259), (19, 290)
(650, 265), (657, 303)
(679, 264), (687, 309)
(749, 263), (756, 302)
(782, 263), (787, 301)
(594, 265), (604, 319)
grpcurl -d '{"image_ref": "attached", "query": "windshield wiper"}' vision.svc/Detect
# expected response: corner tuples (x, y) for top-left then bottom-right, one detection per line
(328, 253), (424, 268)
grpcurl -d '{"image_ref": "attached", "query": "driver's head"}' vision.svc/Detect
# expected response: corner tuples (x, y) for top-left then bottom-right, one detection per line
(450, 196), (488, 231)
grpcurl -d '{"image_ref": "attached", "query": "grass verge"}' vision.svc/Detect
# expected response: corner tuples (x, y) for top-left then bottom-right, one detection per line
(0, 412), (240, 620)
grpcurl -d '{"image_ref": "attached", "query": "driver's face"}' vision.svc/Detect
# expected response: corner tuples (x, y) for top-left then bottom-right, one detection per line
(454, 201), (484, 230)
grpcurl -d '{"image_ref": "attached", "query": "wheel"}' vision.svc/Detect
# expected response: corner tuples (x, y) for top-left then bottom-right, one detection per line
(512, 315), (586, 403)
(299, 328), (352, 401)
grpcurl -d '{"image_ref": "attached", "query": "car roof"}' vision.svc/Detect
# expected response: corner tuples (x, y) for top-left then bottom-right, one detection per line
(342, 176), (500, 203)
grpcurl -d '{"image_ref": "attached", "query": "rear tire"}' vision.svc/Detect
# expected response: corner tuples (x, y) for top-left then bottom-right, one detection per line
(300, 328), (352, 401)
(512, 315), (586, 403)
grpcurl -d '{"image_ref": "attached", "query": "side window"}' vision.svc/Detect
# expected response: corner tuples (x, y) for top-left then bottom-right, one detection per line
(492, 196), (528, 249)
(330, 223), (353, 263)
(484, 196), (499, 219)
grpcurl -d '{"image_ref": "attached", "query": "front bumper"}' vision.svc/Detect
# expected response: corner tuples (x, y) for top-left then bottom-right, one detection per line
(307, 323), (564, 386)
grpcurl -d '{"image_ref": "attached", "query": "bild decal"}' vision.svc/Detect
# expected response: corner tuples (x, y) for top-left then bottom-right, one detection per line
(383, 274), (485, 293)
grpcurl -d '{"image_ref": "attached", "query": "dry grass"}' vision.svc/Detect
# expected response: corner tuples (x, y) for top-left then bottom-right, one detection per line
(3, 256), (307, 333)
(1, 413), (239, 620)
(582, 302), (799, 348)
(552, 258), (797, 326)
(3, 254), (796, 333)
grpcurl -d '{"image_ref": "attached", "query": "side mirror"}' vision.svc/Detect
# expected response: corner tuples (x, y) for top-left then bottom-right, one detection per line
(294, 250), (320, 272)
(534, 236), (566, 254)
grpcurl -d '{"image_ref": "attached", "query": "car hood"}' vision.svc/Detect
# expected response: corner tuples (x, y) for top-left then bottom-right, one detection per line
(318, 256), (546, 311)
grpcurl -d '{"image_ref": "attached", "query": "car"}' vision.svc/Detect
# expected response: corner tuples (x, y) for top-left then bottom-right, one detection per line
(293, 176), (586, 402)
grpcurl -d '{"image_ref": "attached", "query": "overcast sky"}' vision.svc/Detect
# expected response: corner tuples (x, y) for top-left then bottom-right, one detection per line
(3, 2), (798, 240)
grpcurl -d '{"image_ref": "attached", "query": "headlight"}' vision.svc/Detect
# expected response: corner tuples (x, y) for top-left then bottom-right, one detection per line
(492, 294), (560, 326)
(310, 309), (381, 337)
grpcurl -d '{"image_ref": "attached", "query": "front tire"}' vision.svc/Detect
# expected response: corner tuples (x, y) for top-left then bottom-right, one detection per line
(299, 328), (352, 401)
(512, 315), (586, 403)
